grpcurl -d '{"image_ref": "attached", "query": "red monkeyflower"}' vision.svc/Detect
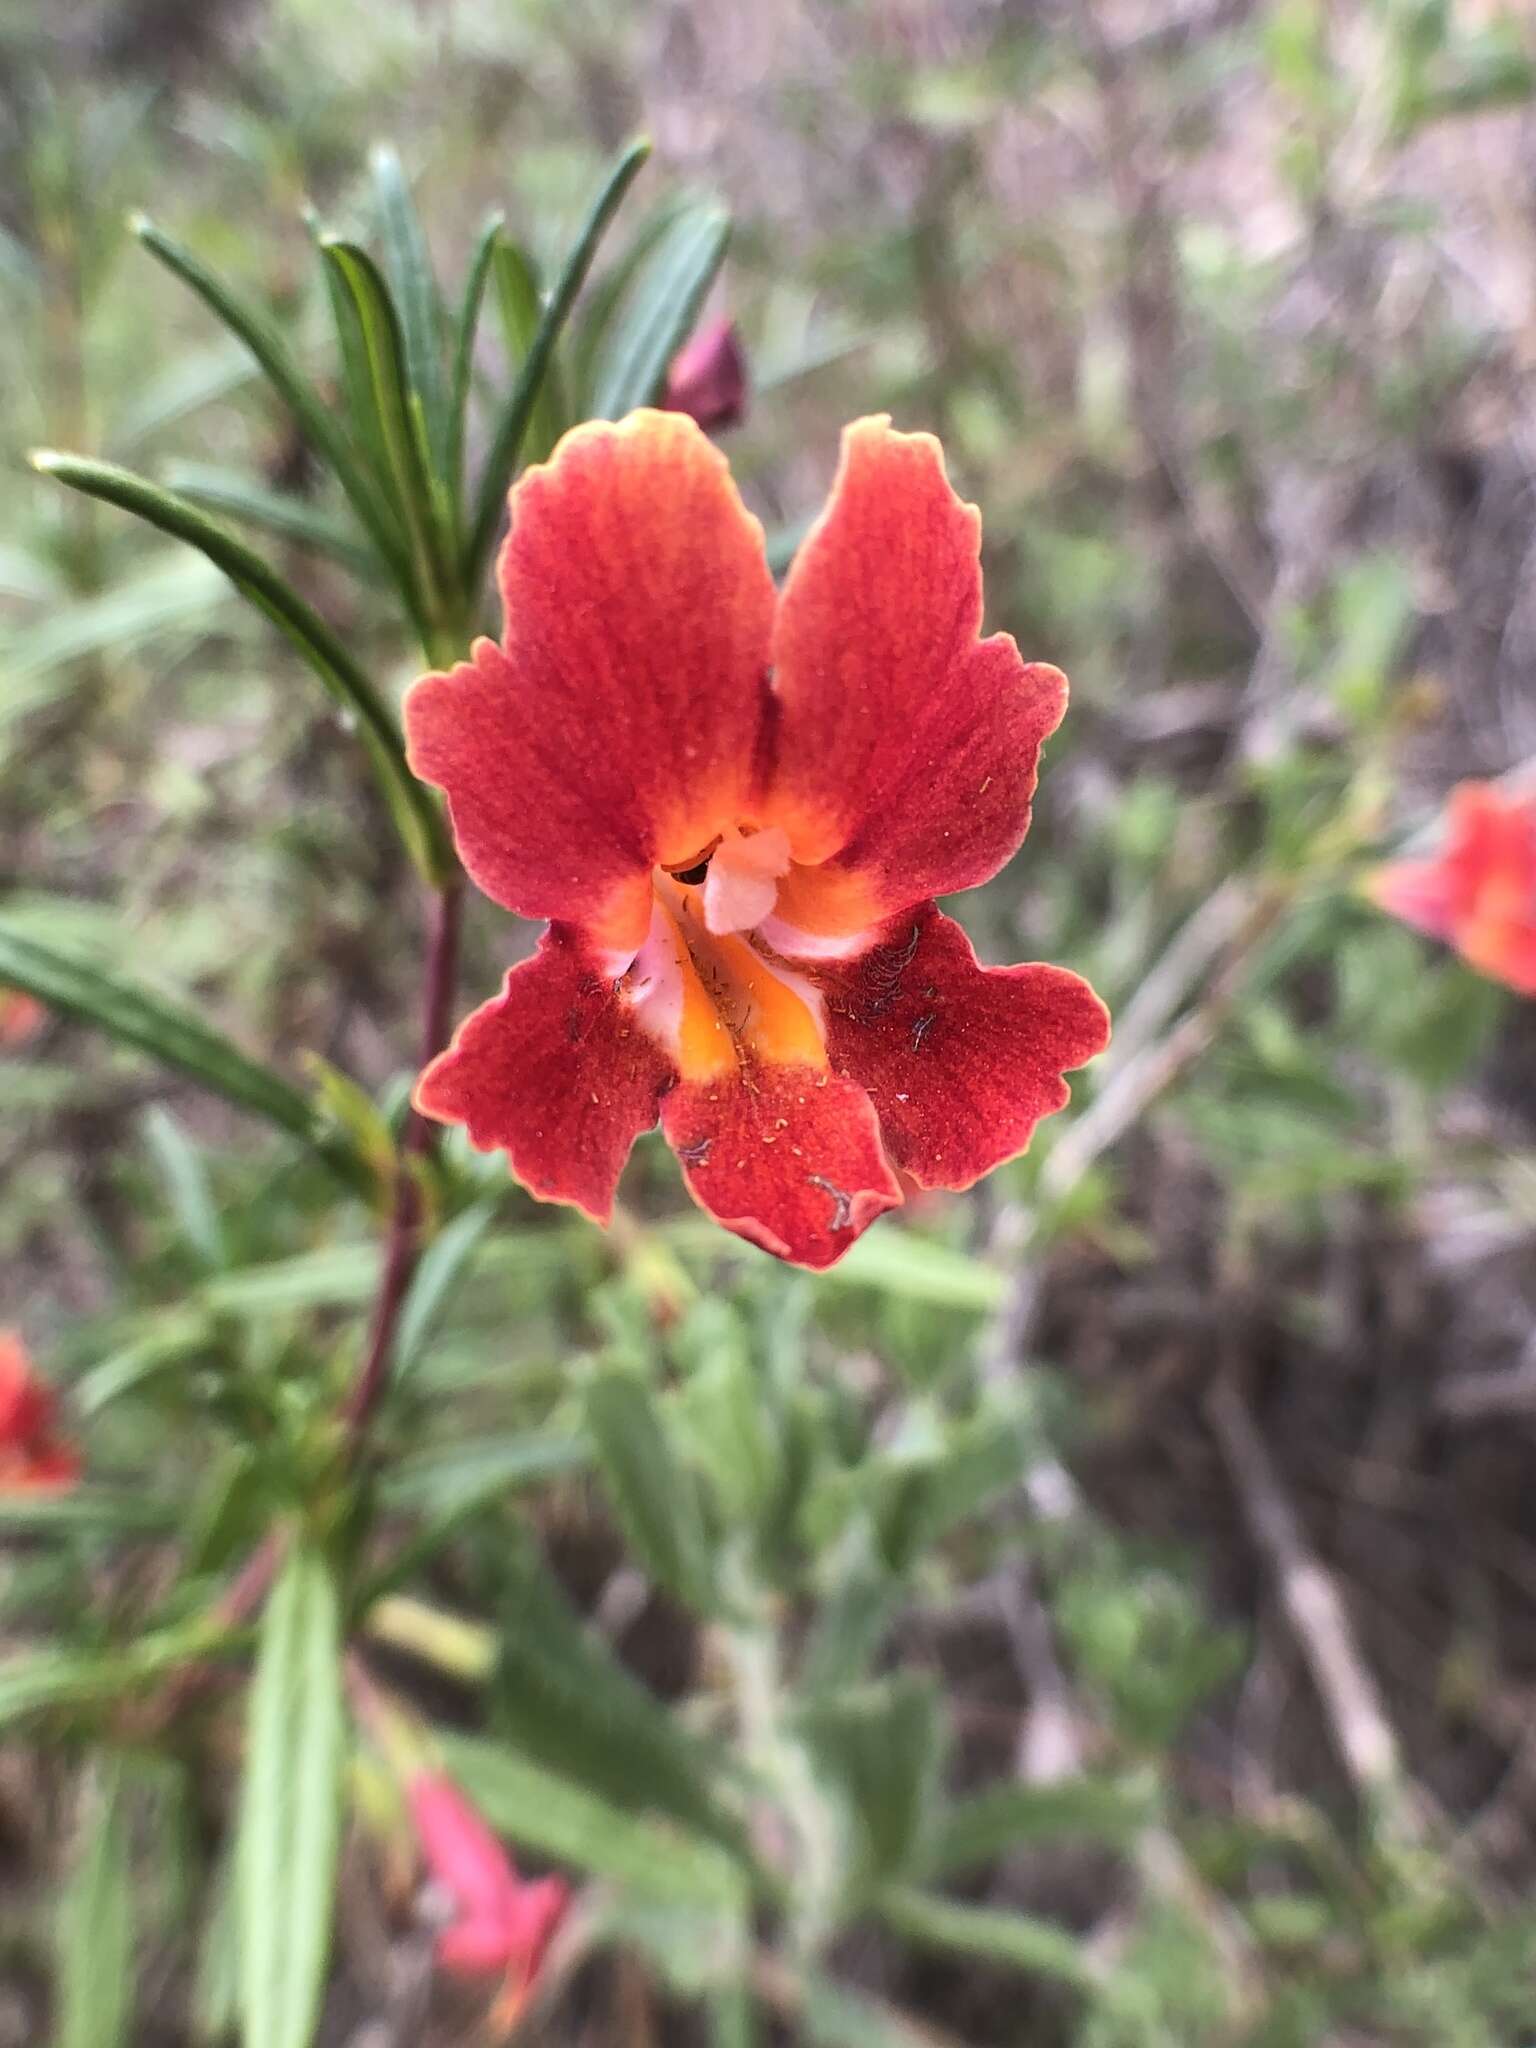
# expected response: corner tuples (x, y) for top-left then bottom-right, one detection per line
(662, 316), (748, 432)
(408, 1771), (570, 2029)
(0, 1330), (81, 1492)
(406, 411), (1109, 1269)
(1369, 780), (1536, 996)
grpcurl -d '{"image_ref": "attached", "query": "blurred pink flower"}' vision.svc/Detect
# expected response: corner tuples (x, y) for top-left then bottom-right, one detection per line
(408, 1770), (570, 2030)
(662, 316), (747, 431)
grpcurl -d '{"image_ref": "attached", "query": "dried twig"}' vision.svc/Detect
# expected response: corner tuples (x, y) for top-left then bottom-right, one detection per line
(1205, 1371), (1425, 1840)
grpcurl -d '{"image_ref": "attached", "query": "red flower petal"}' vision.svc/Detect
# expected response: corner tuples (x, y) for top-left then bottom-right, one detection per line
(437, 1916), (520, 1975)
(1366, 860), (1457, 941)
(416, 925), (673, 1224)
(405, 412), (776, 962)
(0, 1333), (80, 1493)
(1369, 780), (1536, 996)
(762, 418), (1067, 944)
(662, 1059), (901, 1268)
(807, 905), (1109, 1189)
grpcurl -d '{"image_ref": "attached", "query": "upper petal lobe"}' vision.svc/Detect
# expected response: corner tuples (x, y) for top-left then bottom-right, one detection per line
(416, 924), (673, 1223)
(808, 905), (1109, 1189)
(763, 418), (1067, 942)
(405, 410), (776, 959)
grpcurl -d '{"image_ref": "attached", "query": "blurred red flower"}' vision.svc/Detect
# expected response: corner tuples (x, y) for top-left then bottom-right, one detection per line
(1369, 780), (1536, 996)
(0, 989), (45, 1049)
(662, 315), (747, 431)
(406, 410), (1108, 1267)
(0, 1331), (81, 1492)
(408, 1771), (570, 2031)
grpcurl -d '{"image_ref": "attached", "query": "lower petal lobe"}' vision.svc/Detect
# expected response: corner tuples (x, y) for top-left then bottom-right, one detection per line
(662, 1059), (901, 1269)
(416, 924), (673, 1223)
(811, 905), (1109, 1190)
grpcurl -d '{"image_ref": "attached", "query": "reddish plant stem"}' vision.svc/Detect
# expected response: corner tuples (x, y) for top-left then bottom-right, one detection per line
(205, 875), (463, 1649)
(346, 871), (463, 1436)
(341, 872), (463, 1435)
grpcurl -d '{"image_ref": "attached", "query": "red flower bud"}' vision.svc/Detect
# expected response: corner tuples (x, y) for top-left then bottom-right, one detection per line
(662, 316), (747, 432)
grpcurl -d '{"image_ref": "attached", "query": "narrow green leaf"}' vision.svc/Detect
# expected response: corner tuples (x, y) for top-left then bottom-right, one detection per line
(493, 1525), (744, 1849)
(446, 212), (504, 513)
(800, 1973), (949, 2048)
(875, 1885), (1091, 1988)
(0, 1651), (114, 1730)
(491, 239), (567, 468)
(201, 1244), (378, 1317)
(394, 1197), (500, 1377)
(919, 1774), (1155, 1878)
(590, 202), (731, 421)
(0, 917), (367, 1182)
(465, 136), (651, 592)
(28, 452), (452, 882)
(882, 1414), (1034, 1570)
(0, 540), (61, 602)
(798, 1675), (943, 1887)
(568, 194), (690, 409)
(0, 1633), (204, 1731)
(130, 215), (408, 582)
(111, 336), (258, 454)
(0, 1489), (178, 1536)
(237, 1544), (345, 2048)
(192, 1847), (240, 2046)
(319, 240), (454, 621)
(371, 146), (450, 473)
(2, 552), (226, 743)
(308, 207), (396, 506)
(440, 1732), (745, 1908)
(161, 461), (381, 582)
(817, 1228), (1006, 1310)
(798, 1529), (899, 1695)
(74, 1313), (213, 1416)
(141, 1104), (226, 1268)
(707, 1982), (757, 2048)
(56, 1756), (135, 2048)
(586, 1370), (717, 1613)
(380, 1428), (587, 1513)
(665, 1219), (1008, 1310)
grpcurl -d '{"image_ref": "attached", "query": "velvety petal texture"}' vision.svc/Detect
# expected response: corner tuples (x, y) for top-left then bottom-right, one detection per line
(406, 409), (776, 959)
(662, 1061), (902, 1268)
(416, 925), (672, 1224)
(761, 417), (1067, 945)
(410, 410), (1108, 1268)
(806, 905), (1110, 1189)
